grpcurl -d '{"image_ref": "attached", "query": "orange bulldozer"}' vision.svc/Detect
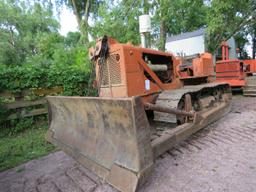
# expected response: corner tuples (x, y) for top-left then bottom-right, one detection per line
(215, 42), (256, 96)
(174, 52), (215, 84)
(46, 36), (231, 192)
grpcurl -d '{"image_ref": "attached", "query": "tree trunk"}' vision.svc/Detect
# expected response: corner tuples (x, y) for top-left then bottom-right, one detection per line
(84, 0), (90, 24)
(253, 33), (256, 59)
(71, 0), (90, 44)
(159, 20), (166, 51)
(71, 0), (81, 29)
(80, 0), (91, 43)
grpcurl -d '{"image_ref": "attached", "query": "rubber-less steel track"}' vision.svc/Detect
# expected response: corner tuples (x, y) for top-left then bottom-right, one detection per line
(154, 82), (230, 123)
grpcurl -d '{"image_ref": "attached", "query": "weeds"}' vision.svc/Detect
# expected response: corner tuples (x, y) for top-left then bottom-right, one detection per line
(0, 117), (56, 172)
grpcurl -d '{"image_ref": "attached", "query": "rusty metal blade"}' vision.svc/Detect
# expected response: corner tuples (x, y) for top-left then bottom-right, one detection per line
(46, 96), (153, 192)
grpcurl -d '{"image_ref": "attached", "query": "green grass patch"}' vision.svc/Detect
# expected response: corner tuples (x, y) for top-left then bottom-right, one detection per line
(0, 119), (56, 172)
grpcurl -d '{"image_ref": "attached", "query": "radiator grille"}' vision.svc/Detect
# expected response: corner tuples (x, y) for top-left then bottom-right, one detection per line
(101, 54), (121, 86)
(108, 54), (121, 85)
(101, 61), (109, 86)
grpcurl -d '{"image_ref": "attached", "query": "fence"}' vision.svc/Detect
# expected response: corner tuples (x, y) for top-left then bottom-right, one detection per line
(0, 86), (63, 121)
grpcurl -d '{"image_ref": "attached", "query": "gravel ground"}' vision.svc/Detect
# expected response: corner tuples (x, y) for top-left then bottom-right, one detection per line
(0, 96), (256, 192)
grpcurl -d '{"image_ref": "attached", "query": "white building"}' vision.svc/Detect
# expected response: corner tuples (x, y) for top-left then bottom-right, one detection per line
(165, 28), (237, 59)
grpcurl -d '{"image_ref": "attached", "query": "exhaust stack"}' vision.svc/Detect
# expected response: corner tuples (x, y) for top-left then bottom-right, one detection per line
(139, 14), (151, 48)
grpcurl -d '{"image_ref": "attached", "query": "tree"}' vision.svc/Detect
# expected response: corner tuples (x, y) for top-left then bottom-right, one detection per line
(55, 0), (103, 43)
(90, 0), (207, 50)
(151, 0), (207, 51)
(235, 31), (250, 59)
(249, 24), (256, 59)
(0, 0), (59, 65)
(65, 31), (81, 47)
(91, 0), (142, 45)
(253, 31), (256, 59)
(205, 0), (256, 53)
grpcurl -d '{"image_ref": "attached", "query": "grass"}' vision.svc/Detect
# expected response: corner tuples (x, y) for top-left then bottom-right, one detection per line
(0, 119), (56, 172)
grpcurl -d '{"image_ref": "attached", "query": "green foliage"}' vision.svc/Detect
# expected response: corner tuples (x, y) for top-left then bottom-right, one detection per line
(205, 0), (256, 52)
(0, 99), (8, 123)
(0, 0), (59, 66)
(91, 0), (207, 49)
(91, 0), (142, 45)
(235, 31), (250, 59)
(90, 0), (255, 54)
(65, 32), (81, 47)
(8, 118), (34, 135)
(0, 2), (96, 126)
(0, 120), (56, 171)
(151, 0), (207, 50)
(55, 0), (103, 43)
(0, 62), (93, 96)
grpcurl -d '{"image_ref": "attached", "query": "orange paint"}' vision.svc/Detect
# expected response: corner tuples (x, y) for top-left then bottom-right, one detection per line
(243, 59), (256, 75)
(175, 53), (214, 80)
(215, 59), (246, 87)
(91, 37), (183, 102)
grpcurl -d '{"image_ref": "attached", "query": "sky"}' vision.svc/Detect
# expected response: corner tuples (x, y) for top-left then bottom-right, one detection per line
(58, 6), (78, 36)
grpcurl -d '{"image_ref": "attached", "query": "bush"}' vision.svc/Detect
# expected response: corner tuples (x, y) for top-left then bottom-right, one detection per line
(0, 62), (96, 96)
(0, 58), (97, 124)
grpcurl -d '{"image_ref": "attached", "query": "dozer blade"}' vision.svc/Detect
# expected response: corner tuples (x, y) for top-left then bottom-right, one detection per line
(46, 96), (154, 192)
(46, 90), (231, 192)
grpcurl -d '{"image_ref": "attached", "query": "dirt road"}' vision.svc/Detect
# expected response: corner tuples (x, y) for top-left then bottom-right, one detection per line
(1, 96), (256, 192)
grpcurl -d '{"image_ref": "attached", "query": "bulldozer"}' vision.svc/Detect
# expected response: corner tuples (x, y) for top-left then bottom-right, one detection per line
(46, 36), (232, 192)
(215, 42), (256, 96)
(216, 59), (247, 88)
(174, 52), (215, 84)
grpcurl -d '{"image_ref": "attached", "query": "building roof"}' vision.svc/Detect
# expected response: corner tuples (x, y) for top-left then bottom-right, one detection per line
(166, 28), (205, 43)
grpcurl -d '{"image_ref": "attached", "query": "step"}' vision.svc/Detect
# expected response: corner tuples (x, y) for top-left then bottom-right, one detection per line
(244, 85), (256, 90)
(243, 90), (256, 94)
(243, 93), (256, 97)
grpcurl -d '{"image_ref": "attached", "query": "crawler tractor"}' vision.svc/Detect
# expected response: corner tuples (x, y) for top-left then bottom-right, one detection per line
(175, 52), (215, 84)
(216, 42), (256, 96)
(46, 36), (231, 192)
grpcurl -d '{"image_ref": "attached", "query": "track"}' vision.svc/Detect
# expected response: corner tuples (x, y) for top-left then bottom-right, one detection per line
(154, 82), (230, 123)
(0, 96), (256, 192)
